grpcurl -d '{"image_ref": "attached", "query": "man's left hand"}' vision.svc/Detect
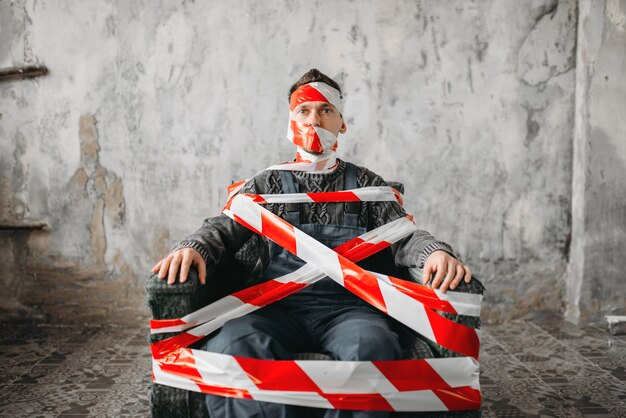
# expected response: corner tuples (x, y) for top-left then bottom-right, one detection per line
(423, 250), (471, 293)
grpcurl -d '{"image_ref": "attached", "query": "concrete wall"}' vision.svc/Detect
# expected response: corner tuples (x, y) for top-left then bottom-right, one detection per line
(567, 0), (626, 323)
(0, 0), (617, 325)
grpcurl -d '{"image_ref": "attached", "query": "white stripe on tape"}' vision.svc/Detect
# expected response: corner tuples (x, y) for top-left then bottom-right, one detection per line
(378, 281), (437, 343)
(382, 390), (447, 412)
(295, 360), (399, 394)
(192, 349), (259, 391)
(294, 227), (345, 287)
(425, 357), (480, 389)
(251, 390), (334, 410)
(231, 195), (262, 232)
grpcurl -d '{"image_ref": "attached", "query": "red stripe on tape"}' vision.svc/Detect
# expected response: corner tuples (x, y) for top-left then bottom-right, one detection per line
(290, 84), (329, 110)
(233, 280), (307, 307)
(195, 382), (254, 400)
(235, 357), (322, 392)
(373, 359), (451, 391)
(150, 318), (187, 330)
(324, 393), (394, 412)
(308, 191), (360, 203)
(388, 277), (459, 315)
(339, 256), (388, 314)
(290, 120), (323, 153)
(260, 210), (297, 255)
(227, 179), (246, 197)
(151, 332), (204, 360)
(333, 237), (366, 255)
(222, 197), (234, 212)
(391, 187), (404, 206)
(158, 347), (204, 382)
(245, 194), (268, 204)
(433, 386), (481, 410)
(424, 308), (480, 359)
(334, 238), (392, 263)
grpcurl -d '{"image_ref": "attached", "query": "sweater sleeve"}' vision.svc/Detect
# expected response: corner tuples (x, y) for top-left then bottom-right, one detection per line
(170, 177), (261, 269)
(359, 167), (456, 268)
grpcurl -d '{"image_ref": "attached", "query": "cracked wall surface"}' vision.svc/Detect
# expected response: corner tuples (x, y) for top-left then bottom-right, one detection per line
(568, 0), (626, 323)
(0, 0), (619, 324)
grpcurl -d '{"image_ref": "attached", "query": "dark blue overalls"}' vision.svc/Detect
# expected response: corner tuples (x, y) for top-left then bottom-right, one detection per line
(204, 163), (402, 418)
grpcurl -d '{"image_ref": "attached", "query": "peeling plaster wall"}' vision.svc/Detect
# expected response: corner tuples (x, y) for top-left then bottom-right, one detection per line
(567, 0), (626, 323)
(0, 0), (587, 324)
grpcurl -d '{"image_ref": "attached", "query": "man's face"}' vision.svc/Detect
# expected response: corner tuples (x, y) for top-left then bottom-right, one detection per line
(290, 101), (346, 152)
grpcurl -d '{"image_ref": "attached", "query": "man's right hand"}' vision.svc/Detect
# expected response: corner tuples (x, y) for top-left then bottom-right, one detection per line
(151, 248), (207, 285)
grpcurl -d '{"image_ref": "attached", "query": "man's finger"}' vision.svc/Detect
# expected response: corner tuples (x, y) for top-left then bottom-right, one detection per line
(179, 255), (192, 284)
(151, 260), (162, 273)
(440, 261), (456, 293)
(422, 263), (433, 285)
(198, 257), (207, 285)
(464, 265), (472, 283)
(158, 256), (171, 280)
(450, 264), (465, 290)
(167, 254), (182, 285)
(431, 260), (446, 289)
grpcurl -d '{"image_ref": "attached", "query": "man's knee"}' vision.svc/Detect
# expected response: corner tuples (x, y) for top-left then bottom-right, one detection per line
(204, 316), (267, 354)
(203, 314), (296, 359)
(330, 323), (402, 361)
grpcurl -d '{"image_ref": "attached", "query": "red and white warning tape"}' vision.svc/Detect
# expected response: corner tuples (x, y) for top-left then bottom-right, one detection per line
(151, 187), (482, 411)
(153, 350), (480, 411)
(243, 186), (403, 206)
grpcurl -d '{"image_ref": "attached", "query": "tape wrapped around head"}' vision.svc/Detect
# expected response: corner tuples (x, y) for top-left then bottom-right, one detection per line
(287, 82), (343, 157)
(289, 82), (343, 114)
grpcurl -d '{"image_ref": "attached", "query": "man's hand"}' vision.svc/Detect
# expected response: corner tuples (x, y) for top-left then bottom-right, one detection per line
(151, 248), (207, 285)
(422, 250), (471, 293)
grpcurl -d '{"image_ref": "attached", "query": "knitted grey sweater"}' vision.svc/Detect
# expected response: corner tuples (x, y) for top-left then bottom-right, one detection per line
(172, 159), (455, 285)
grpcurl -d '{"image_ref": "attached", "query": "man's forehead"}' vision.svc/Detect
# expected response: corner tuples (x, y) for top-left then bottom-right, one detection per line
(293, 101), (337, 110)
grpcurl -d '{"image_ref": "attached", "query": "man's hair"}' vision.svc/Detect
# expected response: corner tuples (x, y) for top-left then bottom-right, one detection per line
(288, 68), (342, 100)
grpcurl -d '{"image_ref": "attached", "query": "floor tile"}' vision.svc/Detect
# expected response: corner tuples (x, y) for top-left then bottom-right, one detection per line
(480, 378), (574, 415)
(480, 354), (537, 382)
(479, 331), (510, 356)
(0, 382), (89, 415)
(0, 319), (623, 417)
(587, 350), (626, 382)
(547, 376), (626, 409)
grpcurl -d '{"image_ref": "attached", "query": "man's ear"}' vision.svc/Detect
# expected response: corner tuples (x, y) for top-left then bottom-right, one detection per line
(340, 119), (347, 134)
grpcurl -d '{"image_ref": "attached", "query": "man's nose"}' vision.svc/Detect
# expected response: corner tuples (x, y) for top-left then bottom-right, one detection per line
(307, 112), (321, 127)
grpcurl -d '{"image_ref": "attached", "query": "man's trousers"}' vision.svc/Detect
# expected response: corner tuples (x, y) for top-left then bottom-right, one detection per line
(203, 298), (402, 418)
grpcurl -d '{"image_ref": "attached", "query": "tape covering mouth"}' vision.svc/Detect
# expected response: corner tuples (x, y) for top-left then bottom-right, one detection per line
(288, 122), (337, 154)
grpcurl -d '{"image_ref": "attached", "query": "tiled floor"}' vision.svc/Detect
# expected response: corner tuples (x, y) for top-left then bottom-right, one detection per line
(0, 318), (624, 417)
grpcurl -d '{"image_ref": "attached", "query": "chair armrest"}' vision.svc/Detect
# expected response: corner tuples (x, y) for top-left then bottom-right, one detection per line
(145, 271), (199, 295)
(407, 266), (485, 296)
(386, 181), (404, 194)
(145, 267), (216, 342)
(405, 267), (485, 358)
(146, 267), (215, 418)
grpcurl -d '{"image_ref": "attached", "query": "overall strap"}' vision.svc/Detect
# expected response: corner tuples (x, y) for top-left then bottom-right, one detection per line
(343, 162), (360, 228)
(278, 171), (300, 226)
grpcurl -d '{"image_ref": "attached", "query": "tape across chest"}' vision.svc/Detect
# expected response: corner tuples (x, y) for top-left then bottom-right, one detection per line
(150, 176), (483, 412)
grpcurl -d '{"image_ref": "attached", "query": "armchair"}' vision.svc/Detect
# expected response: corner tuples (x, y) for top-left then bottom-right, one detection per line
(146, 181), (484, 417)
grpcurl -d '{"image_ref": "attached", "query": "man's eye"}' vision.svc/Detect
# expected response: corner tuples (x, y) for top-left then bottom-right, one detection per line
(298, 109), (308, 114)
(322, 108), (333, 113)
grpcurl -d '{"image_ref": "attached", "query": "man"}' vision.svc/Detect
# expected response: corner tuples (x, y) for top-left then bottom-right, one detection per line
(152, 69), (472, 418)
